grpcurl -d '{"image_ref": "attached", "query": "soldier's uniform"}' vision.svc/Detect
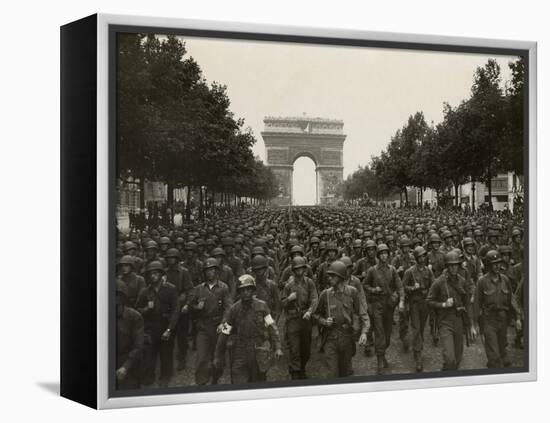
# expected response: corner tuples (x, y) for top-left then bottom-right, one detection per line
(314, 284), (368, 378)
(391, 246), (416, 351)
(427, 267), (472, 371)
(135, 268), (179, 385)
(474, 269), (519, 368)
(364, 249), (404, 370)
(118, 264), (146, 307)
(402, 261), (434, 368)
(116, 281), (144, 390)
(254, 278), (281, 321)
(164, 250), (195, 370)
(187, 277), (233, 385)
(215, 297), (281, 383)
(281, 267), (318, 380)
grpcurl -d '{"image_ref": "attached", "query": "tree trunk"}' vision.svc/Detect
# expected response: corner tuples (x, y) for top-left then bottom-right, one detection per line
(454, 183), (459, 207)
(420, 187), (424, 208)
(487, 165), (493, 211)
(185, 185), (192, 222)
(404, 188), (409, 207)
(166, 181), (174, 209)
(471, 179), (476, 212)
(138, 177), (145, 209)
(199, 186), (204, 221)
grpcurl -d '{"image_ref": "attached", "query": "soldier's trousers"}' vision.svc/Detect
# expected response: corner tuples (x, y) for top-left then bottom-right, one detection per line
(176, 313), (190, 362)
(148, 330), (175, 383)
(324, 330), (354, 378)
(195, 321), (222, 385)
(371, 299), (394, 357)
(366, 306), (375, 348)
(286, 318), (312, 377)
(230, 343), (264, 384)
(439, 314), (464, 371)
(482, 312), (510, 368)
(410, 300), (429, 353)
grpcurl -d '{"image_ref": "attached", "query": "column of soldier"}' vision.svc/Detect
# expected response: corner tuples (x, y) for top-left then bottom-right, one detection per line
(115, 206), (525, 390)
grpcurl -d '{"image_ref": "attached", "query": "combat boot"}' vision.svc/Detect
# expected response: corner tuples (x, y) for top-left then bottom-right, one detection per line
(414, 351), (423, 372)
(376, 356), (384, 375)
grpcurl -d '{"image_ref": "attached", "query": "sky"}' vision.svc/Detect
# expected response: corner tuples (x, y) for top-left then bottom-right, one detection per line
(178, 35), (518, 205)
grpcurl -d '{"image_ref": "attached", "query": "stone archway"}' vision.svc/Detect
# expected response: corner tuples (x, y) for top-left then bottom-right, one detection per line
(261, 115), (346, 206)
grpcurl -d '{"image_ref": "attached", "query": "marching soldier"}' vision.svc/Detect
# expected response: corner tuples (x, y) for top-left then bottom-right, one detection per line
(402, 246), (434, 372)
(213, 275), (283, 383)
(182, 241), (203, 286)
(211, 247), (237, 299)
(281, 256), (318, 379)
(116, 280), (144, 390)
(164, 248), (194, 371)
(498, 245), (524, 348)
(510, 228), (524, 265)
(364, 244), (405, 374)
(250, 255), (281, 320)
(135, 261), (179, 387)
(427, 252), (476, 371)
(392, 236), (416, 352)
(355, 239), (378, 356)
(222, 237), (245, 278)
(473, 250), (521, 368)
(314, 261), (368, 378)
(117, 255), (146, 307)
(316, 242), (340, 292)
(427, 233), (446, 345)
(186, 258), (233, 385)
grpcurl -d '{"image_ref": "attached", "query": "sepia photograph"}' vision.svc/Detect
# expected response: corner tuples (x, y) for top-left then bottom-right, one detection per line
(112, 25), (528, 397)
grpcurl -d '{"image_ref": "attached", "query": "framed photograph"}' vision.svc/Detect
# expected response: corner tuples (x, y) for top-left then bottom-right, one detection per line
(60, 13), (537, 409)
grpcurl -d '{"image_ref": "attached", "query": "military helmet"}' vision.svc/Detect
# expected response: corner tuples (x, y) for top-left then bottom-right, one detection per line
(165, 248), (180, 259)
(290, 245), (305, 256)
(221, 237), (235, 247)
(144, 240), (158, 250)
(203, 257), (220, 270)
(511, 228), (522, 237)
(310, 236), (320, 244)
(184, 241), (197, 251)
(159, 236), (171, 246)
(123, 241), (137, 253)
(485, 250), (502, 265)
(413, 246), (427, 259)
(488, 230), (500, 238)
(444, 252), (461, 265)
(365, 240), (377, 250)
(237, 274), (256, 290)
(145, 260), (165, 273)
(340, 256), (353, 268)
(118, 255), (135, 267)
(441, 230), (453, 240)
(498, 245), (513, 255)
(352, 239), (362, 248)
(376, 243), (390, 256)
(327, 260), (347, 279)
(211, 247), (225, 257)
(462, 237), (474, 247)
(429, 234), (442, 244)
(452, 248), (464, 260)
(116, 279), (129, 297)
(251, 255), (268, 270)
(251, 246), (266, 256)
(343, 232), (352, 239)
(291, 256), (307, 270)
(326, 242), (338, 252)
(399, 236), (411, 247)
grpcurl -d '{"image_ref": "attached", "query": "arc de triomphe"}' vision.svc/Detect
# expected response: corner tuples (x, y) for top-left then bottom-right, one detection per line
(261, 116), (346, 206)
